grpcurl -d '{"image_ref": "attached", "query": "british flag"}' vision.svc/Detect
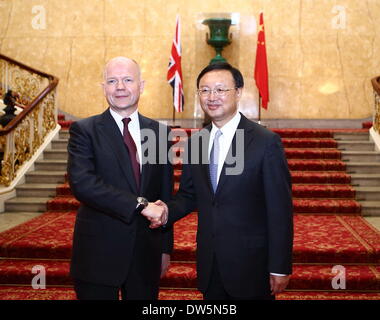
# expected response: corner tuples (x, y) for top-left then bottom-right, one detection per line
(167, 15), (184, 113)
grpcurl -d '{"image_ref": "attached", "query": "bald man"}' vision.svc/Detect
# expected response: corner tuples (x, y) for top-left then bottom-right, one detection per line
(67, 57), (174, 300)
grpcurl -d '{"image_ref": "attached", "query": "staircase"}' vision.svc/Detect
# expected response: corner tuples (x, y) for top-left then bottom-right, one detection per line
(160, 127), (380, 299)
(3, 129), (68, 215)
(0, 123), (380, 300)
(3, 125), (380, 217)
(335, 131), (380, 216)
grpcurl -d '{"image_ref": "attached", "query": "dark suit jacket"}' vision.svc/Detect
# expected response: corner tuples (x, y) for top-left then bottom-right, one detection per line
(67, 109), (173, 287)
(167, 113), (293, 297)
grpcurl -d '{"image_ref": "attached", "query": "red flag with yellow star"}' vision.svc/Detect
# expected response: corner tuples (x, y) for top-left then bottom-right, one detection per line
(254, 12), (269, 109)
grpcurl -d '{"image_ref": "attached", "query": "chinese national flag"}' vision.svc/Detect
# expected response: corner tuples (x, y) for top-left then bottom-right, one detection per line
(254, 12), (269, 109)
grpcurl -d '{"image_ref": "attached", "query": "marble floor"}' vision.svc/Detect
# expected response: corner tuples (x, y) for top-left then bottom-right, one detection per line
(0, 211), (380, 234)
(0, 212), (44, 233)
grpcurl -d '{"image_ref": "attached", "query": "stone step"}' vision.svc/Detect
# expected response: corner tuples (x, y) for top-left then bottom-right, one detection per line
(34, 159), (67, 171)
(43, 149), (68, 160)
(25, 171), (66, 184)
(358, 201), (380, 216)
(346, 162), (380, 174)
(355, 186), (380, 201)
(350, 174), (380, 187)
(59, 130), (70, 140)
(341, 151), (380, 162)
(4, 197), (51, 212)
(16, 184), (57, 197)
(337, 141), (375, 151)
(333, 132), (369, 141)
(51, 139), (68, 150)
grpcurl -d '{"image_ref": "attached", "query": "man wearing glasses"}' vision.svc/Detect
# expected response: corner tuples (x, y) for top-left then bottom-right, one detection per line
(155, 62), (293, 300)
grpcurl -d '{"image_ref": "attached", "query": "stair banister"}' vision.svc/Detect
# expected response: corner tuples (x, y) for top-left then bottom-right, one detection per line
(371, 76), (380, 152)
(0, 54), (59, 187)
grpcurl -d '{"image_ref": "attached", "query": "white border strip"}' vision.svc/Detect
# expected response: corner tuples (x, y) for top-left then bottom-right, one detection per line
(370, 127), (380, 153)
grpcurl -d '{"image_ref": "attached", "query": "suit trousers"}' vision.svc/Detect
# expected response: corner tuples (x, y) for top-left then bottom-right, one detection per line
(203, 255), (274, 300)
(74, 249), (159, 300)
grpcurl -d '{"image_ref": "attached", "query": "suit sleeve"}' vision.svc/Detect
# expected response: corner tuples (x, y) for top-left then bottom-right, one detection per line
(160, 127), (174, 254)
(263, 133), (294, 275)
(166, 137), (198, 226)
(67, 121), (138, 224)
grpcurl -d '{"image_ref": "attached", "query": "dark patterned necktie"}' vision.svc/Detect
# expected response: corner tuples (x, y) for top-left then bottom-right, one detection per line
(122, 118), (140, 191)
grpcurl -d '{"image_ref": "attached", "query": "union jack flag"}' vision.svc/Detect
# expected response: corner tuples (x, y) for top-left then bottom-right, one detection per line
(167, 15), (184, 112)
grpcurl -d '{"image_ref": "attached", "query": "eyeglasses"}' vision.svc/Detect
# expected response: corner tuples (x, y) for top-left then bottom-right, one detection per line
(197, 87), (237, 97)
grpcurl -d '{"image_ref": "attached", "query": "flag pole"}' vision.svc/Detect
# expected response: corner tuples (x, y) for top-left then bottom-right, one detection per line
(167, 14), (183, 128)
(258, 95), (262, 125)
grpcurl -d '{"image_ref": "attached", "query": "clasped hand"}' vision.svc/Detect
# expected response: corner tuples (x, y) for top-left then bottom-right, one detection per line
(140, 200), (168, 228)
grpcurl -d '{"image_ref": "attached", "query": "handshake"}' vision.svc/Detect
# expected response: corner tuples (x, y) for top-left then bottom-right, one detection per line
(140, 200), (168, 229)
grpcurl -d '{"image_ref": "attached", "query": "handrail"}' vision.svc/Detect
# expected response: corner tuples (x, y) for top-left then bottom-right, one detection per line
(371, 76), (380, 97)
(371, 76), (380, 134)
(0, 54), (59, 135)
(0, 78), (58, 134)
(0, 53), (59, 186)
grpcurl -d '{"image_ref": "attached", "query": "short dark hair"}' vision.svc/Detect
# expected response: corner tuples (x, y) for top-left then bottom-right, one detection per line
(196, 62), (244, 89)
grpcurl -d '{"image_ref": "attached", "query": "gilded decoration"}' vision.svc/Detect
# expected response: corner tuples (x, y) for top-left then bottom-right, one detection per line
(374, 91), (380, 134)
(0, 152), (14, 186)
(0, 135), (5, 151)
(0, 56), (58, 186)
(14, 118), (32, 171)
(32, 107), (40, 152)
(1, 60), (46, 106)
(42, 91), (57, 138)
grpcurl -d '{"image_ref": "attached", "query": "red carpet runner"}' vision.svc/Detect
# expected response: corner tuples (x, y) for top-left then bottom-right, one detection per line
(0, 120), (379, 300)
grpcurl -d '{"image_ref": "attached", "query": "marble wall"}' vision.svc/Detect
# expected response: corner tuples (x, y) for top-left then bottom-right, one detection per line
(0, 0), (379, 120)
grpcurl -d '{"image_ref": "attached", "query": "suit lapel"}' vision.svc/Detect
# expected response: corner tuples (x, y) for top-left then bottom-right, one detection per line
(138, 113), (154, 195)
(98, 109), (138, 193)
(198, 126), (214, 195)
(214, 114), (255, 195)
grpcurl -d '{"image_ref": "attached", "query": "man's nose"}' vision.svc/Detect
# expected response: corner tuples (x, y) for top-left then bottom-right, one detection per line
(116, 80), (126, 90)
(208, 90), (217, 100)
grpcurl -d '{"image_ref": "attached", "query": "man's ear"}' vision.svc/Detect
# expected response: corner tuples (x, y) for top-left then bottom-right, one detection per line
(140, 80), (145, 94)
(236, 87), (243, 100)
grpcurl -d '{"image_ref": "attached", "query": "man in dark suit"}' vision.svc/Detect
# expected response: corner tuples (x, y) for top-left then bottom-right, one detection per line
(67, 57), (173, 300)
(156, 62), (293, 300)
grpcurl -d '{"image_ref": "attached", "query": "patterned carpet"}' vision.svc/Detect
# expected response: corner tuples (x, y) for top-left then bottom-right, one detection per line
(0, 124), (379, 300)
(0, 286), (378, 301)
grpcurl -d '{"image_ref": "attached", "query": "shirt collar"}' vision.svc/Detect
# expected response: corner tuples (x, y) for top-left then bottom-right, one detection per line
(109, 107), (139, 128)
(210, 111), (241, 138)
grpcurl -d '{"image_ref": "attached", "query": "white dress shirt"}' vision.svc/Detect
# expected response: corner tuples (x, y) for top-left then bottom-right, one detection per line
(109, 108), (142, 171)
(208, 112), (241, 186)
